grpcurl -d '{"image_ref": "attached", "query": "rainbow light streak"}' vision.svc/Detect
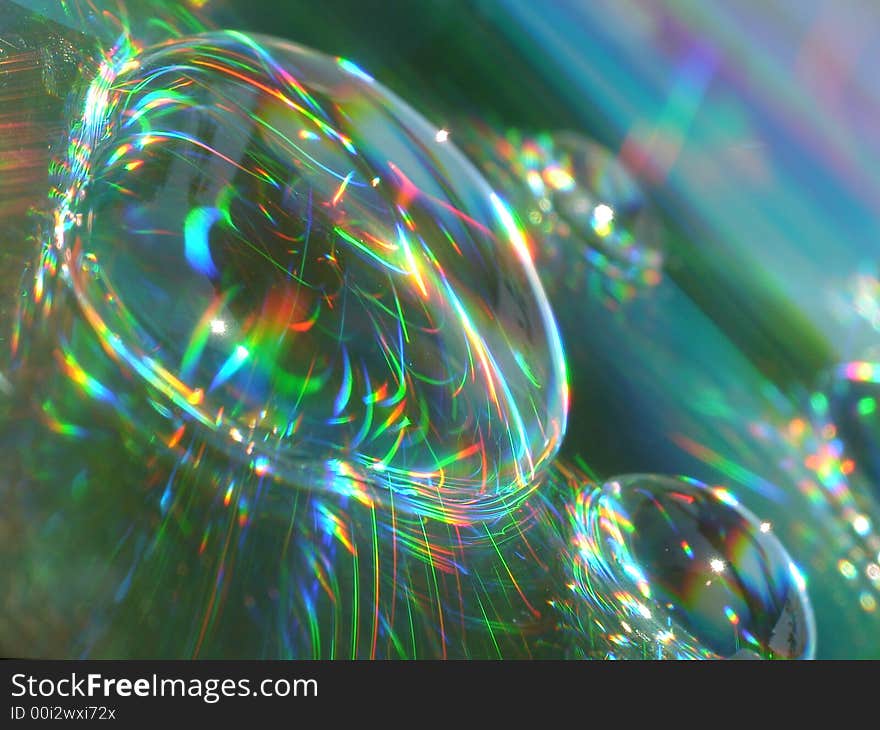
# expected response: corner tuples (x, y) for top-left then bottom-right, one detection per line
(184, 207), (222, 277)
(49, 29), (568, 530)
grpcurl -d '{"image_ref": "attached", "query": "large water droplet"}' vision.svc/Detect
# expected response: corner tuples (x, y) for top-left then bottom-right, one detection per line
(53, 31), (568, 522)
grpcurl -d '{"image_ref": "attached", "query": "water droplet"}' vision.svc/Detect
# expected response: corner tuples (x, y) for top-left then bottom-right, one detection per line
(560, 473), (815, 659)
(462, 127), (663, 303)
(827, 362), (880, 494)
(53, 31), (568, 522)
